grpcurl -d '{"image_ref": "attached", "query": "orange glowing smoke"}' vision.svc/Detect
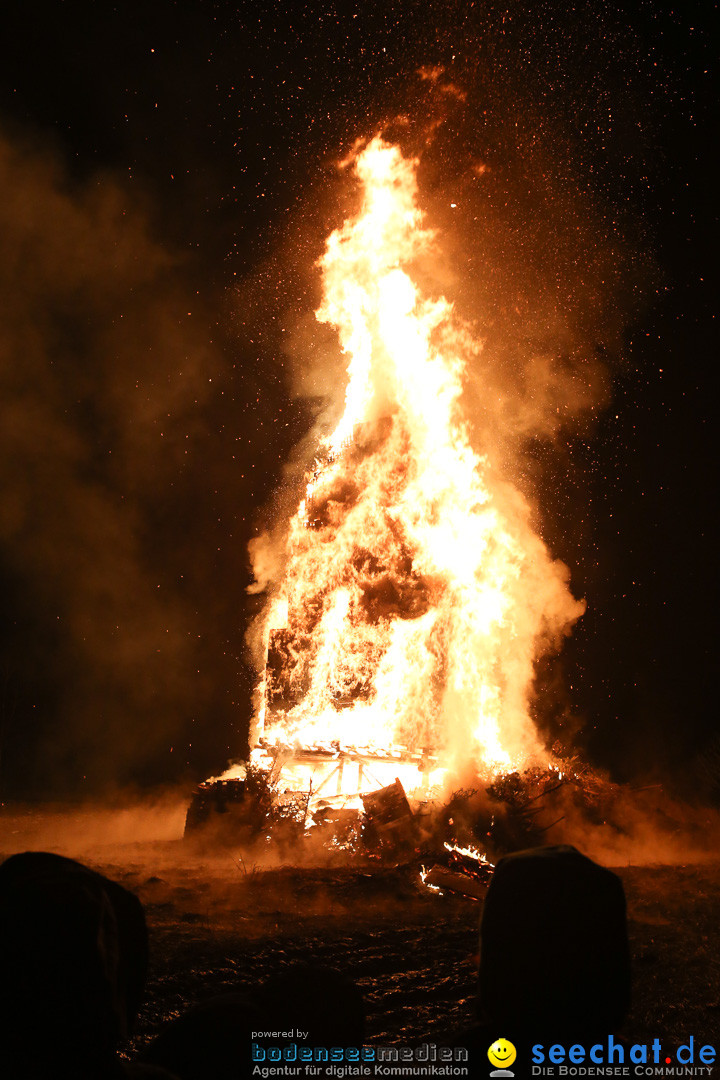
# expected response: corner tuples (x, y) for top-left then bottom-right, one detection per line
(248, 137), (585, 788)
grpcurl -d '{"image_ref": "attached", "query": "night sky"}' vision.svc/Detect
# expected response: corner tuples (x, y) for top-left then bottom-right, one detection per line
(0, 1), (715, 800)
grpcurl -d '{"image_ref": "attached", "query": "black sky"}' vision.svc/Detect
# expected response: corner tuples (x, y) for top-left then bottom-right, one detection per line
(0, 0), (716, 800)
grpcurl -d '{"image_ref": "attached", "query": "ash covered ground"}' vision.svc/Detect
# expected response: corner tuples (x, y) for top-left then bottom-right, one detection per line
(1, 798), (719, 1058)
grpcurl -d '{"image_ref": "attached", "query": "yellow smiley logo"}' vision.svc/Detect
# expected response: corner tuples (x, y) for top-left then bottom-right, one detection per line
(488, 1038), (517, 1070)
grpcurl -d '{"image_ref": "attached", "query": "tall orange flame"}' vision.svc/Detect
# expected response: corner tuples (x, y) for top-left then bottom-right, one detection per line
(248, 137), (585, 792)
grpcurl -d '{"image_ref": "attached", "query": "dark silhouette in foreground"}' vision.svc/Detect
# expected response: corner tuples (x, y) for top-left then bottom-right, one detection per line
(0, 843), (632, 1076)
(479, 844), (631, 1035)
(139, 963), (366, 1079)
(0, 851), (176, 1079)
(256, 963), (366, 1048)
(139, 993), (264, 1080)
(449, 843), (631, 1059)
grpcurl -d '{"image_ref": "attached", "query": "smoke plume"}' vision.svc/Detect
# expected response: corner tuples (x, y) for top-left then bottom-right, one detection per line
(0, 128), (242, 795)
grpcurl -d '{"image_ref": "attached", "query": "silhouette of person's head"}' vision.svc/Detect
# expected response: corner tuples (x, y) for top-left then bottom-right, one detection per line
(139, 966), (365, 1080)
(478, 845), (631, 1040)
(0, 851), (149, 1077)
(140, 993), (264, 1080)
(258, 963), (366, 1046)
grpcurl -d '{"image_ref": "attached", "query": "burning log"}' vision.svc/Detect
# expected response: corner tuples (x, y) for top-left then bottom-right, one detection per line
(419, 841), (494, 901)
(420, 865), (488, 900)
(444, 841), (494, 884)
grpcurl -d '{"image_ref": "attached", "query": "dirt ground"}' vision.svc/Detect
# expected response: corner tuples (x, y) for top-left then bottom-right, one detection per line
(1, 799), (719, 1059)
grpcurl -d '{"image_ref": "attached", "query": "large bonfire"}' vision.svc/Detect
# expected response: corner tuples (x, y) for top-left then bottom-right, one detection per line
(241, 137), (585, 800)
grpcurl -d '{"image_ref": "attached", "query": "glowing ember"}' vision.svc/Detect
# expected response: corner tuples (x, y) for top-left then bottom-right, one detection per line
(244, 136), (585, 796)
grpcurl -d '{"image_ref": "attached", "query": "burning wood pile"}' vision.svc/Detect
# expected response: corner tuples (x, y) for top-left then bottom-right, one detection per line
(185, 752), (624, 902)
(236, 136), (587, 795)
(193, 138), (608, 883)
(184, 767), (420, 855)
